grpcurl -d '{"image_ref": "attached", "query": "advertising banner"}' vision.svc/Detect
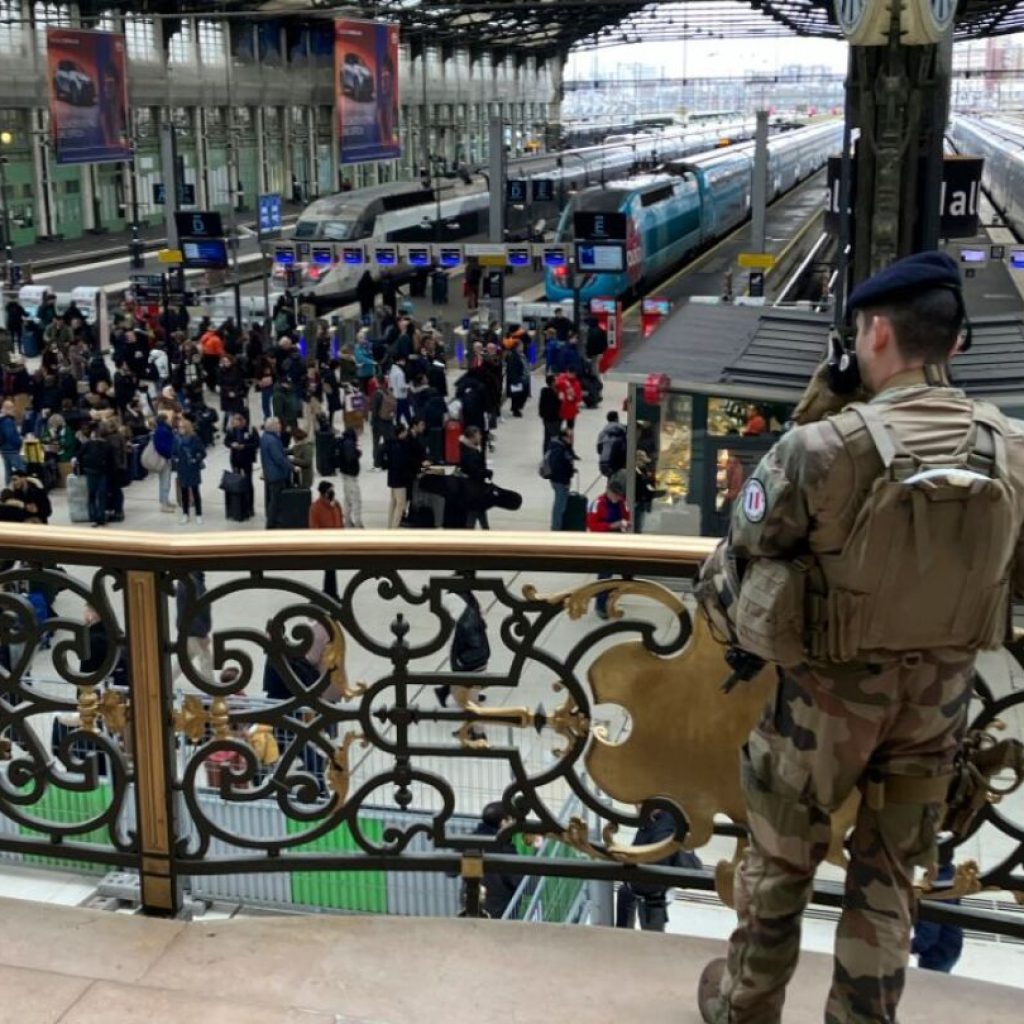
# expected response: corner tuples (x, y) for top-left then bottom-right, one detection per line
(335, 19), (400, 166)
(47, 28), (130, 165)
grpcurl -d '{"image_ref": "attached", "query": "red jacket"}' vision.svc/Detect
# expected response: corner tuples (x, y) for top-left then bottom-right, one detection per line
(555, 372), (582, 422)
(586, 493), (630, 533)
(309, 497), (344, 529)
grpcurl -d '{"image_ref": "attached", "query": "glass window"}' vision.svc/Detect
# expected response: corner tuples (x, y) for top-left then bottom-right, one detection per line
(0, 1), (22, 54)
(651, 393), (692, 504)
(168, 22), (195, 65)
(124, 14), (155, 62)
(198, 19), (225, 65)
(34, 2), (71, 53)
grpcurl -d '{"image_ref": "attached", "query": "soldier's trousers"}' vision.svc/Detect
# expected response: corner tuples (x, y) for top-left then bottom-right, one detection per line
(717, 655), (974, 1024)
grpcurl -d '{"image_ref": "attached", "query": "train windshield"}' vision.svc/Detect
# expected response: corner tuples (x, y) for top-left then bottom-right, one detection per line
(292, 217), (360, 241)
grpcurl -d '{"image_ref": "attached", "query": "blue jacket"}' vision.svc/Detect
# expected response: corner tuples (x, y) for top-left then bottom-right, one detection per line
(154, 419), (175, 460)
(0, 414), (21, 455)
(259, 430), (292, 484)
(173, 434), (206, 488)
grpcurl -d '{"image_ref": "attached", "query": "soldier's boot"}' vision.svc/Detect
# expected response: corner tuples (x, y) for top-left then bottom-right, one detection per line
(697, 958), (728, 1024)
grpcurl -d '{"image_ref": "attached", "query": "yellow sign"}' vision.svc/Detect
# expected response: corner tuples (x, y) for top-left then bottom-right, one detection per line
(479, 254), (507, 268)
(738, 252), (776, 270)
(158, 249), (183, 264)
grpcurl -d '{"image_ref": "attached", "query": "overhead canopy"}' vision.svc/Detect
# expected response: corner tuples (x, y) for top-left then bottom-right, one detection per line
(80, 2), (1024, 57)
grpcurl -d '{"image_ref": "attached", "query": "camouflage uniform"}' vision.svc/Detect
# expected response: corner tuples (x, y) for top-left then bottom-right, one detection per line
(710, 369), (1024, 1023)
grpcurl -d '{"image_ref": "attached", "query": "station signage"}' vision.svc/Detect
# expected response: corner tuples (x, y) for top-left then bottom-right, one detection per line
(532, 179), (555, 203)
(405, 246), (431, 267)
(574, 211), (627, 242)
(311, 246), (334, 266)
(258, 193), (283, 238)
(506, 180), (528, 204)
(374, 246), (399, 266)
(174, 211), (223, 240)
(342, 246), (366, 265)
(507, 247), (531, 267)
(182, 238), (229, 270)
(274, 245), (296, 266)
(826, 155), (984, 238)
(439, 247), (463, 268)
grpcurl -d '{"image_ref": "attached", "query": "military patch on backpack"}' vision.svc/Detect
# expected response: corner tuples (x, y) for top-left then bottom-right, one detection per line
(742, 479), (767, 523)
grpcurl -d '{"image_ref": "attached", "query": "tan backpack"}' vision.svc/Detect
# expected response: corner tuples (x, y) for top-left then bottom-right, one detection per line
(812, 402), (1019, 662)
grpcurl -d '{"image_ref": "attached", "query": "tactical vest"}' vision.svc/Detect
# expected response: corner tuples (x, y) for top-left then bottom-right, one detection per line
(810, 401), (1018, 662)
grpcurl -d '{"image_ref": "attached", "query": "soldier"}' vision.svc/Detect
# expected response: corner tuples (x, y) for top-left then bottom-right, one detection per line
(694, 251), (1024, 1023)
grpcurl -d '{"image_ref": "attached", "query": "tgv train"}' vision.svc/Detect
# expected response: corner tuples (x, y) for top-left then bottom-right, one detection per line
(947, 116), (1024, 238)
(277, 118), (761, 304)
(545, 121), (843, 303)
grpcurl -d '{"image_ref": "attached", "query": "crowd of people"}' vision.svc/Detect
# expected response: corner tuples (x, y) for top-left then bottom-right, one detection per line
(0, 289), (644, 535)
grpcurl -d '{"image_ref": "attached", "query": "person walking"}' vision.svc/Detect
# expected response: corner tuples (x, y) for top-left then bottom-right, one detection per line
(388, 355), (411, 427)
(458, 425), (491, 530)
(505, 339), (530, 418)
(369, 378), (397, 470)
(555, 366), (582, 430)
(337, 427), (365, 528)
(309, 481), (344, 597)
(693, 252), (1024, 1024)
(259, 417), (292, 529)
(173, 418), (206, 525)
(546, 425), (578, 531)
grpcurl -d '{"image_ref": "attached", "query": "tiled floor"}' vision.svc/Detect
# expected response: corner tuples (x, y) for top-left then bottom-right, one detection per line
(0, 896), (1021, 1024)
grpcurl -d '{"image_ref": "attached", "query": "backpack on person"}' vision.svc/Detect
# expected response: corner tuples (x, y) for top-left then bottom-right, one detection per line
(451, 594), (490, 673)
(538, 446), (554, 480)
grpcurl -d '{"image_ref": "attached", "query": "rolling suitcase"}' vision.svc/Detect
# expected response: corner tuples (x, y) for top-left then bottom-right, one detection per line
(220, 471), (249, 522)
(129, 435), (150, 482)
(278, 487), (311, 529)
(562, 491), (588, 532)
(315, 430), (336, 477)
(444, 420), (461, 465)
(67, 473), (89, 524)
(21, 323), (40, 359)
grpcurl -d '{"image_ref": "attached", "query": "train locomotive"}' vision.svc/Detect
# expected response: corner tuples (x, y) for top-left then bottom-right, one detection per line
(544, 121), (843, 304)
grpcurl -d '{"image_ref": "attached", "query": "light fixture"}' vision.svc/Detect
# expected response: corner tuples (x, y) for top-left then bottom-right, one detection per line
(0, 132), (12, 146)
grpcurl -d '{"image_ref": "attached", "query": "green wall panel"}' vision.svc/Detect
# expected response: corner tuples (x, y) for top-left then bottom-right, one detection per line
(17, 783), (114, 875)
(287, 816), (387, 912)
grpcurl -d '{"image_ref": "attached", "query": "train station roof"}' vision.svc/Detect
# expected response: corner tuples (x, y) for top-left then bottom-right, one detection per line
(85, 2), (1024, 56)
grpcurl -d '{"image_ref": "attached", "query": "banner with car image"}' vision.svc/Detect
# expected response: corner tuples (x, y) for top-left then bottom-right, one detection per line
(334, 19), (401, 166)
(47, 28), (130, 165)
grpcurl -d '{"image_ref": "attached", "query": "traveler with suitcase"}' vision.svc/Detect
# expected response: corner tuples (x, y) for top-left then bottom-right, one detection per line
(224, 413), (258, 519)
(586, 471), (631, 618)
(0, 399), (25, 485)
(74, 423), (113, 528)
(542, 426), (580, 531)
(259, 418), (293, 529)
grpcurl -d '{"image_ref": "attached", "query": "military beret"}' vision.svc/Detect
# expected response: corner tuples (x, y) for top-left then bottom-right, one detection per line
(848, 251), (962, 311)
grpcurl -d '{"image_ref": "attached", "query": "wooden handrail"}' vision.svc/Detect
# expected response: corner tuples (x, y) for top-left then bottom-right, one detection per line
(0, 526), (719, 570)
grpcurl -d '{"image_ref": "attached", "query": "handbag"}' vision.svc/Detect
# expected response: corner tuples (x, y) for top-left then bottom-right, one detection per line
(140, 439), (167, 473)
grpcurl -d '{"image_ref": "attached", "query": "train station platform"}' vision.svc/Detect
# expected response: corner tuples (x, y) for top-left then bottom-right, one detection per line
(0, 895), (1018, 1024)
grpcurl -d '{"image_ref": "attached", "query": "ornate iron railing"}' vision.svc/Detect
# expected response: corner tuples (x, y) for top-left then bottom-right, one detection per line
(0, 526), (1021, 937)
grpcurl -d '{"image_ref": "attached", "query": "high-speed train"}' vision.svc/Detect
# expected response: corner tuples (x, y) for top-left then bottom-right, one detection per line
(545, 121), (843, 303)
(948, 116), (1024, 238)
(276, 117), (763, 305)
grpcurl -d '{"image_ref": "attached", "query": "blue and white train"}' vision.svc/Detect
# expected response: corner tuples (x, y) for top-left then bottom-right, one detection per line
(545, 121), (843, 303)
(947, 116), (1024, 240)
(278, 118), (763, 306)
